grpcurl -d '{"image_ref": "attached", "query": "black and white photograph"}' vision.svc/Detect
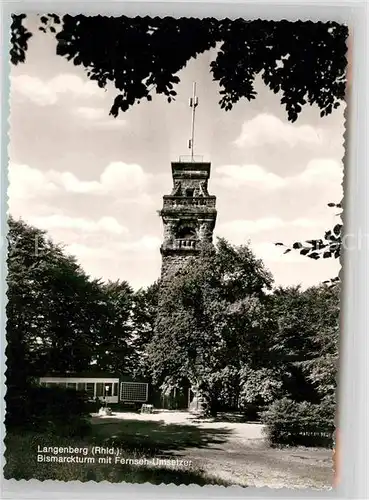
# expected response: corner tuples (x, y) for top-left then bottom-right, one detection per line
(4, 14), (347, 489)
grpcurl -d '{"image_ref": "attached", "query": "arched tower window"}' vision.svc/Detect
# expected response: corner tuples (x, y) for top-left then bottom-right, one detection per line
(176, 225), (197, 239)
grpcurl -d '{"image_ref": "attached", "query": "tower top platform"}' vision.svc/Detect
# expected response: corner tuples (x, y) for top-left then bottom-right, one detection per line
(171, 161), (211, 180)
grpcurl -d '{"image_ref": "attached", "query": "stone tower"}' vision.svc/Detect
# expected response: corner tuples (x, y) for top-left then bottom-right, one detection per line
(156, 85), (217, 412)
(158, 160), (217, 283)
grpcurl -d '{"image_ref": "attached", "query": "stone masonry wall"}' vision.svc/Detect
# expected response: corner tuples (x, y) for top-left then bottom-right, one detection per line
(160, 253), (197, 284)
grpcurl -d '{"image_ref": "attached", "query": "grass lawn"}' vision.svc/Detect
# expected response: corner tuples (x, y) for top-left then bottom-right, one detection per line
(3, 417), (234, 485)
(4, 413), (333, 488)
(91, 415), (233, 453)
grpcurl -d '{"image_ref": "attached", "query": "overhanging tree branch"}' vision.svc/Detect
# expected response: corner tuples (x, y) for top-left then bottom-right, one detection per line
(10, 14), (348, 121)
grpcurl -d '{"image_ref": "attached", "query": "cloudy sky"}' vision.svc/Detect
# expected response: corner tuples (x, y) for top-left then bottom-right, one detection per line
(8, 16), (345, 290)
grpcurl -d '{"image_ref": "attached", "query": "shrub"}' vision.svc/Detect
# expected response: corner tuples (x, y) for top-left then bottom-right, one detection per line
(261, 397), (335, 447)
(5, 385), (92, 437)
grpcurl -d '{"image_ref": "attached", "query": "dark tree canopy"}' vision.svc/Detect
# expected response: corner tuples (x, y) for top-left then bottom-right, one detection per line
(147, 239), (274, 402)
(5, 216), (153, 385)
(11, 14), (348, 121)
(6, 216), (103, 386)
(6, 217), (340, 431)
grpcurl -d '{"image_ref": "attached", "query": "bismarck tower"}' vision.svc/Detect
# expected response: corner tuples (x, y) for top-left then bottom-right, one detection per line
(158, 83), (217, 285)
(159, 160), (217, 282)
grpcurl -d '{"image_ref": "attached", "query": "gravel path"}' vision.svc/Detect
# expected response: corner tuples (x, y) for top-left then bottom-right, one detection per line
(92, 410), (333, 489)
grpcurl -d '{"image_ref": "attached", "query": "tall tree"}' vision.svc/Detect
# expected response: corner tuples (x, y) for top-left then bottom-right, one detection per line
(147, 238), (274, 413)
(11, 15), (347, 122)
(296, 284), (340, 404)
(269, 284), (339, 403)
(91, 280), (136, 375)
(230, 283), (340, 411)
(131, 281), (160, 379)
(6, 216), (103, 387)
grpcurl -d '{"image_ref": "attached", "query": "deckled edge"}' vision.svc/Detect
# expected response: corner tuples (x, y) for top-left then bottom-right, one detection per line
(1, 11), (347, 498)
(334, 22), (350, 492)
(1, 4), (11, 490)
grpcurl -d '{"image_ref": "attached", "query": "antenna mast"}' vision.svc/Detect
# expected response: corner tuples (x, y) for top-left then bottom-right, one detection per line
(188, 82), (198, 161)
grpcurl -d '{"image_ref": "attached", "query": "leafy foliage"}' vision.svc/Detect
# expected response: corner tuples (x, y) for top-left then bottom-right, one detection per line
(239, 366), (284, 406)
(5, 217), (161, 434)
(295, 285), (340, 400)
(11, 14), (348, 121)
(5, 385), (92, 436)
(145, 235), (340, 422)
(6, 216), (103, 388)
(6, 217), (340, 446)
(275, 203), (342, 262)
(131, 281), (160, 379)
(10, 13), (32, 64)
(261, 397), (335, 447)
(270, 284), (339, 401)
(147, 238), (274, 413)
(91, 280), (135, 374)
(236, 283), (339, 421)
(5, 216), (148, 385)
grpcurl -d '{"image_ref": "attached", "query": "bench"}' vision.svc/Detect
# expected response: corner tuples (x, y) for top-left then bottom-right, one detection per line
(141, 404), (154, 414)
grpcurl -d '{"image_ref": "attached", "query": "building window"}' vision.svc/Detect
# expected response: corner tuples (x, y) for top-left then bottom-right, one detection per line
(94, 382), (114, 398)
(185, 188), (194, 197)
(113, 383), (119, 397)
(96, 383), (104, 397)
(77, 383), (86, 392)
(103, 383), (113, 397)
(86, 383), (95, 399)
(176, 226), (196, 239)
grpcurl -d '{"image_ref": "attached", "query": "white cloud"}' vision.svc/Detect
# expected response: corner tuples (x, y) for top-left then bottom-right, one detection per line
(52, 162), (152, 195)
(64, 236), (161, 264)
(113, 193), (154, 207)
(234, 113), (323, 148)
(99, 162), (150, 194)
(8, 162), (152, 200)
(8, 163), (58, 200)
(99, 217), (127, 235)
(252, 241), (308, 263)
(11, 75), (56, 106)
(291, 217), (322, 228)
(215, 158), (343, 191)
(218, 217), (285, 237)
(215, 164), (286, 190)
(49, 74), (100, 96)
(120, 236), (161, 252)
(27, 214), (128, 235)
(11, 73), (103, 106)
(73, 106), (127, 129)
(216, 217), (325, 245)
(64, 243), (116, 260)
(62, 240), (162, 290)
(75, 107), (106, 120)
(51, 172), (102, 194)
(298, 158), (343, 185)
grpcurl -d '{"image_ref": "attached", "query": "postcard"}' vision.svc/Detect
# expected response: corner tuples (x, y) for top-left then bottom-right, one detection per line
(4, 14), (347, 489)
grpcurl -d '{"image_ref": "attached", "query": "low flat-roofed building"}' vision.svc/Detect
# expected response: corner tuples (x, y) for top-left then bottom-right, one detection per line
(38, 372), (148, 405)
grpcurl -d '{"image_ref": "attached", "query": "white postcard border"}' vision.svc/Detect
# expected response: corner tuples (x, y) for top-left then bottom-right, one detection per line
(1, 1), (367, 499)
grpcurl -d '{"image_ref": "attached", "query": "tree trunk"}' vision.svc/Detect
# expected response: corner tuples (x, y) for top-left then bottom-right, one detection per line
(209, 402), (218, 417)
